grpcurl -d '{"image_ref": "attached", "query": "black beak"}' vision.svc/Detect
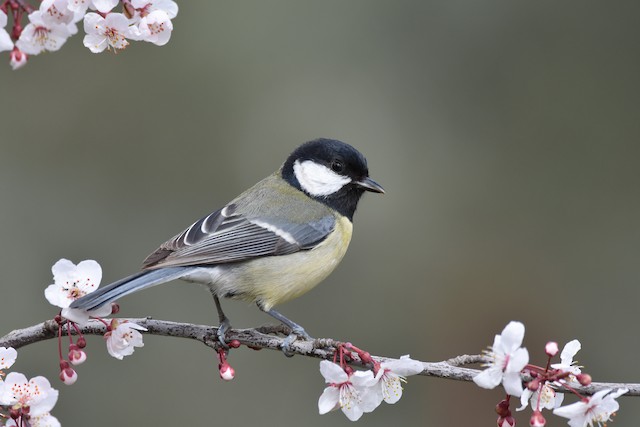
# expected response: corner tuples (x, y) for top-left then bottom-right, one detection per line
(356, 176), (385, 194)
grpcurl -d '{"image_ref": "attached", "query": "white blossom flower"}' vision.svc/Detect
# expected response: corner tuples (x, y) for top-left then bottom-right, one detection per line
(134, 10), (173, 46)
(517, 382), (564, 411)
(553, 388), (628, 427)
(473, 321), (529, 397)
(44, 259), (112, 325)
(318, 361), (378, 421)
(105, 320), (147, 360)
(0, 372), (59, 415)
(0, 347), (17, 371)
(15, 11), (73, 55)
(0, 10), (13, 53)
(83, 12), (133, 53)
(40, 0), (75, 27)
(551, 339), (582, 384)
(131, 0), (178, 19)
(370, 355), (423, 405)
(6, 413), (61, 427)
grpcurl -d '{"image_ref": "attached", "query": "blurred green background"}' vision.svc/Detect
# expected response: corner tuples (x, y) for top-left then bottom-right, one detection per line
(1, 1), (640, 426)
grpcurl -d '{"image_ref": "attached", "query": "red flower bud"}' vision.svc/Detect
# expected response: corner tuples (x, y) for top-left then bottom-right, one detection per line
(576, 373), (592, 386)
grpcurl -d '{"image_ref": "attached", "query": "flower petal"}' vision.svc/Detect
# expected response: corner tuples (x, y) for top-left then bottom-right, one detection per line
(350, 370), (376, 388)
(0, 347), (17, 370)
(319, 360), (348, 384)
(318, 386), (339, 414)
(473, 366), (502, 389)
(499, 321), (525, 353)
(341, 399), (365, 422)
(516, 388), (533, 411)
(381, 355), (424, 376)
(502, 372), (524, 397)
(560, 339), (581, 365)
(506, 347), (529, 373)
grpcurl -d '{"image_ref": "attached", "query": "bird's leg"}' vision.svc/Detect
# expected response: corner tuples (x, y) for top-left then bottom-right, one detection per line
(257, 302), (312, 356)
(211, 292), (231, 349)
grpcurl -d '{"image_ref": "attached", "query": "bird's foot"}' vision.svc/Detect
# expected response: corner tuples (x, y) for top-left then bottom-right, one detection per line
(280, 326), (312, 357)
(216, 318), (232, 349)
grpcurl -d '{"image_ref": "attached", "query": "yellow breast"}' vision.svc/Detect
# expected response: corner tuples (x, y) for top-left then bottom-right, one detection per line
(215, 216), (353, 311)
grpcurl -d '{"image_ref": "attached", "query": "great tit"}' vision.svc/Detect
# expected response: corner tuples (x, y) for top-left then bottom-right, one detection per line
(70, 138), (384, 351)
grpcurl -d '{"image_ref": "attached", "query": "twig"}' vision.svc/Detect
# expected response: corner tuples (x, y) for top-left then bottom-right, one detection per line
(0, 318), (638, 396)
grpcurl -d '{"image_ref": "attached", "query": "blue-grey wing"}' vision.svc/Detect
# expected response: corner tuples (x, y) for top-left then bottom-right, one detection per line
(142, 203), (335, 269)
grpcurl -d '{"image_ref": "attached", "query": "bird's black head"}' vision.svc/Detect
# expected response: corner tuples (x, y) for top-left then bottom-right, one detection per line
(282, 138), (384, 220)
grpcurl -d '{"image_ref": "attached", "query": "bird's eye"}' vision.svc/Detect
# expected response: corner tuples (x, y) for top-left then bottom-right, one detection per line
(331, 159), (345, 173)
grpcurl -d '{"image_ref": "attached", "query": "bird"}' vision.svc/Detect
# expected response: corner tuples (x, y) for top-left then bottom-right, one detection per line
(70, 138), (384, 352)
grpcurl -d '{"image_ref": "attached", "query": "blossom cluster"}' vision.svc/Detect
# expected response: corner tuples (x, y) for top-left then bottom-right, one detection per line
(317, 343), (423, 421)
(45, 259), (148, 386)
(0, 0), (177, 69)
(473, 321), (628, 427)
(0, 347), (61, 427)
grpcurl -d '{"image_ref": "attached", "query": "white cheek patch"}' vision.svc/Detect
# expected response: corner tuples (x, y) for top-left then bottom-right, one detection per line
(293, 160), (351, 197)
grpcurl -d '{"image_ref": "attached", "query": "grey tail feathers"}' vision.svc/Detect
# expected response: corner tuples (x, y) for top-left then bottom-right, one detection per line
(69, 267), (191, 311)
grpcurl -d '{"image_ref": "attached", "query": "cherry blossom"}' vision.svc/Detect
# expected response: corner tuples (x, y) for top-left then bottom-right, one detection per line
(39, 0), (80, 27)
(15, 11), (74, 55)
(517, 382), (564, 412)
(553, 388), (628, 427)
(105, 320), (147, 360)
(370, 355), (423, 405)
(134, 10), (173, 46)
(551, 340), (582, 384)
(473, 321), (529, 397)
(83, 12), (133, 53)
(0, 372), (59, 416)
(0, 10), (13, 52)
(44, 258), (112, 325)
(318, 361), (378, 421)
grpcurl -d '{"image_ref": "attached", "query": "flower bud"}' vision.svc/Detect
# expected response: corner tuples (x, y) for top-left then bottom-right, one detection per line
(527, 378), (540, 391)
(576, 373), (592, 386)
(495, 399), (511, 417)
(77, 337), (87, 348)
(497, 415), (516, 427)
(229, 340), (241, 349)
(110, 303), (120, 315)
(219, 363), (235, 381)
(529, 410), (546, 427)
(69, 345), (87, 365)
(545, 341), (559, 357)
(60, 367), (78, 385)
(10, 49), (27, 71)
(9, 408), (20, 420)
(359, 351), (372, 364)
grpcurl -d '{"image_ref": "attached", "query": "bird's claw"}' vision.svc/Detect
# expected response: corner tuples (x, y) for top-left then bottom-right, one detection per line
(216, 318), (231, 349)
(279, 327), (312, 357)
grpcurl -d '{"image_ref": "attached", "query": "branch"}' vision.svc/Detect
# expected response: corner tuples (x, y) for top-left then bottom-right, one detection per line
(1, 318), (638, 396)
